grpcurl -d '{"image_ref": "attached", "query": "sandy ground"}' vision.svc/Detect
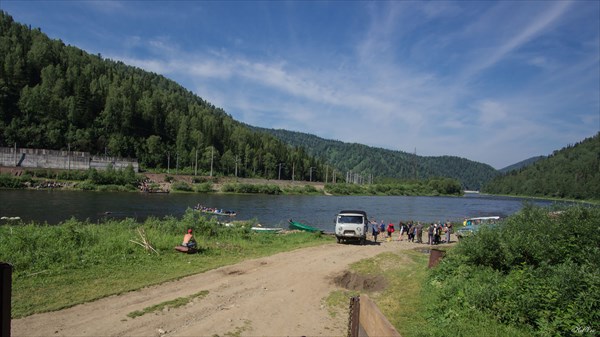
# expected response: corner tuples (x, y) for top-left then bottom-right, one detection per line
(12, 238), (453, 337)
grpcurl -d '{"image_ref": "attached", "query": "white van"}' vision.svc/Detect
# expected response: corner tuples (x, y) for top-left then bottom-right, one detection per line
(335, 210), (368, 245)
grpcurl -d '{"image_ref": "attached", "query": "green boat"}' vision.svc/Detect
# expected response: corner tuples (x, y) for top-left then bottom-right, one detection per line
(288, 219), (322, 233)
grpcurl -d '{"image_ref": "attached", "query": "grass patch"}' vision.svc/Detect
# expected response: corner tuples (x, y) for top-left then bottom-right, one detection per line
(1, 210), (332, 318)
(347, 250), (431, 335)
(127, 290), (209, 318)
(222, 319), (252, 337)
(323, 289), (359, 318)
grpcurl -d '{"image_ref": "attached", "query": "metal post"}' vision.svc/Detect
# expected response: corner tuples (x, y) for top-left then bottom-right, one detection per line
(428, 249), (446, 268)
(1, 262), (12, 337)
(349, 296), (360, 337)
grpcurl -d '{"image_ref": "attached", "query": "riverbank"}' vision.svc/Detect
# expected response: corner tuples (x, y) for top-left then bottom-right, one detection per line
(0, 166), (464, 196)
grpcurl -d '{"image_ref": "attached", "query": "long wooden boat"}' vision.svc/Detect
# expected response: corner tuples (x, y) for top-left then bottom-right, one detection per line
(194, 205), (237, 217)
(200, 210), (237, 217)
(288, 220), (322, 233)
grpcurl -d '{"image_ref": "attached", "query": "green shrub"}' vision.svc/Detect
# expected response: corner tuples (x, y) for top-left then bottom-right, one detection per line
(221, 183), (281, 195)
(172, 181), (192, 192)
(194, 182), (213, 193)
(0, 174), (24, 188)
(75, 180), (97, 191)
(425, 205), (600, 336)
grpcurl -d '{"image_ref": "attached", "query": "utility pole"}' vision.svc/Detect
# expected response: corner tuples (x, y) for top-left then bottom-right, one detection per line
(67, 143), (71, 178)
(413, 147), (418, 180)
(235, 155), (238, 177)
(194, 149), (198, 176)
(278, 163), (283, 180)
(309, 167), (315, 182)
(167, 152), (170, 174)
(210, 147), (214, 177)
(292, 163), (295, 182)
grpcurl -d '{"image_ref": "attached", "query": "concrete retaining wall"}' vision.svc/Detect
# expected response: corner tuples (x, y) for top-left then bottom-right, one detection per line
(0, 147), (138, 172)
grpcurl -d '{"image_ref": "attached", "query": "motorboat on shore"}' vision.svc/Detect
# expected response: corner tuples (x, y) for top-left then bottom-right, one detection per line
(456, 216), (501, 239)
(251, 226), (283, 234)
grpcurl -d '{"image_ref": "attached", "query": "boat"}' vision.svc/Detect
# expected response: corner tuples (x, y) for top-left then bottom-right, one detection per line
(251, 226), (283, 234)
(288, 219), (322, 233)
(456, 216), (501, 239)
(194, 205), (237, 217)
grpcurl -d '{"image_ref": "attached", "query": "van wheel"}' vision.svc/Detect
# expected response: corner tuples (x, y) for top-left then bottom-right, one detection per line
(336, 237), (341, 243)
(360, 238), (365, 245)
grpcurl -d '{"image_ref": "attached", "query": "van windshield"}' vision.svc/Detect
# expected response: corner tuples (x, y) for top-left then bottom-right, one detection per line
(338, 216), (364, 224)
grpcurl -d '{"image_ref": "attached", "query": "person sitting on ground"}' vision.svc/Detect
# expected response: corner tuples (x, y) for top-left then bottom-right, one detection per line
(182, 229), (197, 249)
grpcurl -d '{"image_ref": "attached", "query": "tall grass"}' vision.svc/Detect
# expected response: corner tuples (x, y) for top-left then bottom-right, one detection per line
(0, 209), (331, 318)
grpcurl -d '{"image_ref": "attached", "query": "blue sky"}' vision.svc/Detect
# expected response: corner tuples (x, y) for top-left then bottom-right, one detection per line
(2, 1), (599, 169)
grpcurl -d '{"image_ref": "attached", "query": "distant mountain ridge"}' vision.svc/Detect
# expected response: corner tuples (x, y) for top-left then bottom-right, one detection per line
(499, 156), (546, 173)
(251, 127), (499, 190)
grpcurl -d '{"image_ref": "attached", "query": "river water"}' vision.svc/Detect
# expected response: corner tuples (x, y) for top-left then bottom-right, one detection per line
(0, 189), (566, 231)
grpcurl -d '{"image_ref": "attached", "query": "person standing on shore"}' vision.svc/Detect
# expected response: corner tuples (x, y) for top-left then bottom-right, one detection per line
(445, 221), (453, 243)
(416, 222), (424, 243)
(428, 223), (434, 245)
(386, 222), (395, 241)
(371, 219), (380, 242)
(398, 221), (406, 241)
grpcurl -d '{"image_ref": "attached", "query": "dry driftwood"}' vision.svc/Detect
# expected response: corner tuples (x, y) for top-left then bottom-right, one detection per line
(129, 227), (159, 255)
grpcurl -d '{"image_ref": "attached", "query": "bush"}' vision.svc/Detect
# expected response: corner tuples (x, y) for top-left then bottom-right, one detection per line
(0, 174), (24, 188)
(194, 182), (213, 193)
(172, 181), (192, 192)
(425, 205), (600, 336)
(221, 183), (281, 195)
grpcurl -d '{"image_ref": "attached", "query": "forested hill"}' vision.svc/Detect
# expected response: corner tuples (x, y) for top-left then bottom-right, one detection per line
(0, 12), (323, 180)
(482, 133), (600, 200)
(252, 127), (499, 190)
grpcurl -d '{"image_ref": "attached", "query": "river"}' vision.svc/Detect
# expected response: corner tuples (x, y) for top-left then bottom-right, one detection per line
(0, 189), (567, 231)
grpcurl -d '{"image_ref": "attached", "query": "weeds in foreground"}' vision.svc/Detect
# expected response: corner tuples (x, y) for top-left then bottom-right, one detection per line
(0, 209), (332, 318)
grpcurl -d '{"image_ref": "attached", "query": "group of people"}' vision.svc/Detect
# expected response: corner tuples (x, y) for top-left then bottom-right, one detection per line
(193, 204), (237, 216)
(369, 219), (453, 245)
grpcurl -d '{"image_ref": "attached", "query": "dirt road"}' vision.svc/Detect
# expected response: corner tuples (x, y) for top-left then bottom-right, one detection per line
(12, 240), (433, 337)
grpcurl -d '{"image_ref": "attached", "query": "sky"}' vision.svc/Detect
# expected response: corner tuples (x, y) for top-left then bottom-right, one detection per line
(2, 1), (599, 169)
